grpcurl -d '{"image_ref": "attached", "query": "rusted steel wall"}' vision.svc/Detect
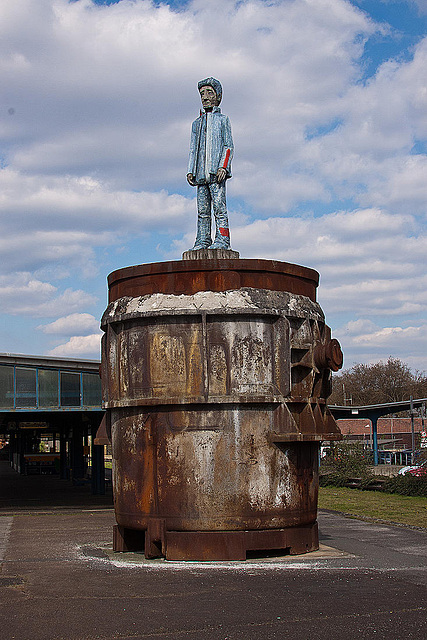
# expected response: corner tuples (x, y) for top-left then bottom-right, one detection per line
(101, 261), (342, 560)
(107, 258), (319, 302)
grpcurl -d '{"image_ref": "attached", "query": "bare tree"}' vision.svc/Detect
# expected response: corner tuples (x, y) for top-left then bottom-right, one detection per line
(329, 357), (427, 406)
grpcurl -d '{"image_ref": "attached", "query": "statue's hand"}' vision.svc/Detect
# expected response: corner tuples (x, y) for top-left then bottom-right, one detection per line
(216, 167), (226, 183)
(187, 173), (196, 186)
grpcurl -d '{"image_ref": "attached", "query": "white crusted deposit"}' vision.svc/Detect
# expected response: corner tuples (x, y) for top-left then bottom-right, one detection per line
(101, 288), (323, 326)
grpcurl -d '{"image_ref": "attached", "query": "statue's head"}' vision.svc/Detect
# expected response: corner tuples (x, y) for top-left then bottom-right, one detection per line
(198, 77), (222, 110)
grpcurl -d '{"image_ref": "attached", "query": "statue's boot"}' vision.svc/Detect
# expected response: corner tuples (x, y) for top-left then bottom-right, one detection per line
(191, 216), (212, 251)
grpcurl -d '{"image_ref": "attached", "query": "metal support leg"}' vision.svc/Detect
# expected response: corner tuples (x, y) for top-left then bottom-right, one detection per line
(71, 426), (85, 483)
(60, 432), (68, 479)
(91, 444), (105, 495)
(372, 415), (379, 465)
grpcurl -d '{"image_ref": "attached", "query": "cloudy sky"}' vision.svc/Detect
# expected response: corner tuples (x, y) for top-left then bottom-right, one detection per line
(1, 0), (427, 371)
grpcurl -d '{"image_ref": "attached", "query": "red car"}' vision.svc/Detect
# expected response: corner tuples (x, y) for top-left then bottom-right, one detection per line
(405, 461), (427, 477)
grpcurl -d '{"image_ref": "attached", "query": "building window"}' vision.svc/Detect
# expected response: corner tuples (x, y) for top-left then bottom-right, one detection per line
(16, 368), (37, 408)
(38, 369), (59, 408)
(0, 365), (14, 408)
(60, 372), (81, 407)
(82, 373), (101, 406)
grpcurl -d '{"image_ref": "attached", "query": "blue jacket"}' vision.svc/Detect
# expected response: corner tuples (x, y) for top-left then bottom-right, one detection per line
(188, 106), (234, 184)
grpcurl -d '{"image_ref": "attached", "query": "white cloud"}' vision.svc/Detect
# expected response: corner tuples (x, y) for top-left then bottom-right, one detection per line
(0, 0), (377, 190)
(0, 0), (426, 368)
(0, 169), (193, 233)
(353, 324), (427, 346)
(1, 1), (423, 224)
(48, 333), (102, 358)
(335, 318), (379, 336)
(334, 318), (427, 371)
(358, 155), (427, 213)
(38, 313), (100, 335)
(231, 168), (329, 213)
(0, 168), (194, 275)
(300, 34), (427, 215)
(0, 273), (96, 317)
(411, 0), (427, 15)
(232, 208), (427, 319)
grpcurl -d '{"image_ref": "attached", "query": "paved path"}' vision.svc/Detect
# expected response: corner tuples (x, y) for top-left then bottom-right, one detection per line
(0, 459), (113, 512)
(0, 508), (426, 640)
(0, 463), (426, 639)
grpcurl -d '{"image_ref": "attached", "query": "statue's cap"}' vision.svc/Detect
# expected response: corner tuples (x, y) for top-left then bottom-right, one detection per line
(198, 77), (222, 103)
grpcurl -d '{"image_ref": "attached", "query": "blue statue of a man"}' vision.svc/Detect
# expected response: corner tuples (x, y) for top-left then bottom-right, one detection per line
(187, 77), (234, 250)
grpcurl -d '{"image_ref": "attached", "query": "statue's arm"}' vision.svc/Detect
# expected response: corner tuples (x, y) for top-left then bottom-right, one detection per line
(217, 116), (234, 182)
(187, 119), (199, 186)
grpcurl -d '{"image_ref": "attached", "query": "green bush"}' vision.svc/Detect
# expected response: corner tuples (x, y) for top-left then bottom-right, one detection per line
(319, 472), (350, 487)
(320, 442), (427, 496)
(320, 441), (373, 485)
(382, 474), (427, 497)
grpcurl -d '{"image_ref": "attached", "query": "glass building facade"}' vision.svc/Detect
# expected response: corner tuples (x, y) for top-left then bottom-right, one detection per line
(0, 364), (101, 410)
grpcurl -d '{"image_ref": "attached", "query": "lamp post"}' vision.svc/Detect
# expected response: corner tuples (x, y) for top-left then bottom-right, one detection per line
(410, 396), (415, 463)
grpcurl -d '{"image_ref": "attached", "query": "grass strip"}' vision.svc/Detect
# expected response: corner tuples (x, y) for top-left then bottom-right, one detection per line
(318, 486), (427, 529)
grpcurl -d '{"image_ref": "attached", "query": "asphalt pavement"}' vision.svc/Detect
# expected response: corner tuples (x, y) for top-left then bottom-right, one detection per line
(0, 462), (426, 640)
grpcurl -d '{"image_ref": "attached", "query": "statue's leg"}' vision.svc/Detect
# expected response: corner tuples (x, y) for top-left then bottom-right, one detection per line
(192, 184), (212, 250)
(210, 181), (230, 249)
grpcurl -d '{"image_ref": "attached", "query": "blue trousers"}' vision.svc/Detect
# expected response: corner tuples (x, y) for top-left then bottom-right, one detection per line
(193, 181), (230, 249)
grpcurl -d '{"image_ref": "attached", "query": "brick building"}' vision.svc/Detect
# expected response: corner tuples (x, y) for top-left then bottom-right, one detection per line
(338, 417), (426, 450)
